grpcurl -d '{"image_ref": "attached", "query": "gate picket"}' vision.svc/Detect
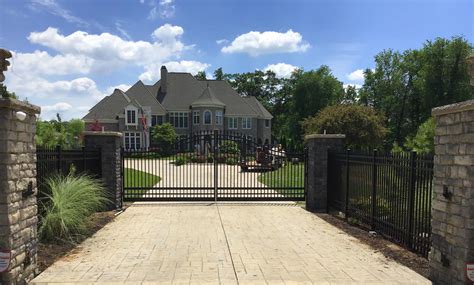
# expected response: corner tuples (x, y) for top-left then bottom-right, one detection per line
(122, 131), (306, 201)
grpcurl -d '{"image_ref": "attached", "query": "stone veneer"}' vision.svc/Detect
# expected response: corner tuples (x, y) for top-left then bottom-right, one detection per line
(305, 134), (345, 213)
(0, 98), (40, 284)
(83, 131), (123, 210)
(430, 99), (474, 285)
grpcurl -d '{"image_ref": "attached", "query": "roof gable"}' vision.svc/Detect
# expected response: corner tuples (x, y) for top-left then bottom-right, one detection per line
(82, 89), (130, 120)
(125, 80), (167, 115)
(191, 85), (225, 107)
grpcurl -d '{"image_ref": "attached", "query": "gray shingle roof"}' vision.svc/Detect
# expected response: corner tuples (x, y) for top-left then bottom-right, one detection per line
(242, 96), (273, 119)
(83, 89), (130, 120)
(191, 84), (225, 107)
(125, 80), (167, 115)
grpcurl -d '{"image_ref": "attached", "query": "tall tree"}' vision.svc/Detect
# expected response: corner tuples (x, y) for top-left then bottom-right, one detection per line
(194, 71), (207, 80)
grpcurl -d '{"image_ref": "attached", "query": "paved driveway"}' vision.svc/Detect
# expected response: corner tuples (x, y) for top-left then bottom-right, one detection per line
(32, 203), (430, 284)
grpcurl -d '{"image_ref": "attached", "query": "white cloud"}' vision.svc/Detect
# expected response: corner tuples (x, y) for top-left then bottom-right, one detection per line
(10, 50), (93, 76)
(143, 0), (175, 20)
(343, 83), (362, 90)
(106, 84), (132, 94)
(347, 69), (365, 82)
(30, 0), (89, 27)
(151, 24), (183, 42)
(222, 29), (310, 56)
(216, 39), (228, 45)
(42, 102), (72, 112)
(139, 60), (210, 82)
(264, 63), (298, 78)
(27, 26), (187, 67)
(115, 21), (132, 40)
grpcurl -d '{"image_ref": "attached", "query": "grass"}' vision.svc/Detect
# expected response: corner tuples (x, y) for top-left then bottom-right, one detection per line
(124, 168), (161, 198)
(258, 163), (305, 196)
(39, 174), (110, 243)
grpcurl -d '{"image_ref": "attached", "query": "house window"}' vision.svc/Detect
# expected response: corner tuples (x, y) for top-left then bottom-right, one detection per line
(193, 111), (200, 125)
(242, 117), (252, 129)
(169, 112), (189, 129)
(215, 110), (223, 125)
(228, 117), (238, 129)
(265, 119), (270, 128)
(126, 109), (137, 125)
(151, 115), (163, 126)
(203, 110), (211, 125)
(124, 132), (141, 150)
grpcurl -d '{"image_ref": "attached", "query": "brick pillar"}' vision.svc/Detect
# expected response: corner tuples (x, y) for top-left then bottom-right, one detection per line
(83, 131), (123, 211)
(305, 134), (345, 213)
(430, 99), (474, 285)
(0, 98), (40, 284)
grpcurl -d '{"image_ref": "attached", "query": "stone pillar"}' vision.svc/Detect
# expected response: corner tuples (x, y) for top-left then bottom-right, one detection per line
(305, 134), (345, 213)
(430, 99), (474, 285)
(0, 98), (40, 284)
(83, 131), (123, 211)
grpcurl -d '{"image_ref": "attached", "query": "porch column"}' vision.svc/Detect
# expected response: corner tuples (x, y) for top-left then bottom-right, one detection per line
(304, 134), (345, 213)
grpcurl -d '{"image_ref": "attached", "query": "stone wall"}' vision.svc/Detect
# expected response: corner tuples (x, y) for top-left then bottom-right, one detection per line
(430, 99), (474, 285)
(305, 134), (345, 213)
(0, 98), (40, 284)
(83, 131), (123, 210)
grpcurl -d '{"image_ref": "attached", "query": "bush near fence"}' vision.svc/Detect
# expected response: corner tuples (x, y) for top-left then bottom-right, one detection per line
(328, 149), (433, 257)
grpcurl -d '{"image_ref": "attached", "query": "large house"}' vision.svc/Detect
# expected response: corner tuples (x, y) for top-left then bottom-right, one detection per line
(83, 66), (273, 150)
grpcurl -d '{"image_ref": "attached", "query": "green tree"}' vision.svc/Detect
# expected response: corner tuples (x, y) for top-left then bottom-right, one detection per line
(404, 117), (435, 153)
(214, 67), (224, 80)
(150, 123), (177, 156)
(343, 85), (358, 104)
(289, 66), (344, 147)
(0, 84), (17, 99)
(194, 71), (207, 80)
(301, 104), (388, 149)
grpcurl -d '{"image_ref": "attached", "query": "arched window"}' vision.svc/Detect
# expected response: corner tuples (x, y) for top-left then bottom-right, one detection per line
(204, 110), (211, 125)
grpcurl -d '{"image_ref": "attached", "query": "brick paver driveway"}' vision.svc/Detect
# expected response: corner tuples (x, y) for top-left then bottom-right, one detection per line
(32, 203), (430, 284)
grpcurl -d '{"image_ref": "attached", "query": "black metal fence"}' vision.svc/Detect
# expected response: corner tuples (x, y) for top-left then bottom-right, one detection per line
(123, 131), (306, 201)
(328, 149), (433, 257)
(36, 146), (102, 194)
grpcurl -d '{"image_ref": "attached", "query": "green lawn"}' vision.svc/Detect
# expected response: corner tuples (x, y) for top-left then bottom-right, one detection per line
(258, 163), (305, 196)
(124, 168), (161, 198)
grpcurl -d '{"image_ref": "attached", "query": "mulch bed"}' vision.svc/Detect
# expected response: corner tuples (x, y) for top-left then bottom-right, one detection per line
(316, 213), (429, 278)
(37, 210), (117, 272)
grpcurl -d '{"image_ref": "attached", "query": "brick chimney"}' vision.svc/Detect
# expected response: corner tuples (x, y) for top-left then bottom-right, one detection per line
(161, 65), (167, 94)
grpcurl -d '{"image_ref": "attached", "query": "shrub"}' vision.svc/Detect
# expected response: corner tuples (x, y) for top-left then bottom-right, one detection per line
(404, 117), (435, 154)
(150, 123), (177, 156)
(220, 140), (240, 155)
(39, 174), (109, 242)
(174, 156), (188, 166)
(207, 155), (214, 163)
(301, 104), (388, 149)
(226, 157), (238, 165)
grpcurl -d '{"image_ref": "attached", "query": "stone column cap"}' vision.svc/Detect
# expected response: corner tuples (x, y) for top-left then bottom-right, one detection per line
(305, 134), (346, 140)
(0, 98), (41, 114)
(432, 99), (474, 116)
(83, 131), (123, 137)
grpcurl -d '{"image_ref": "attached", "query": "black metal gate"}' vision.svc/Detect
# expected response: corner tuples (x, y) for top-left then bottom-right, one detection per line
(122, 130), (306, 201)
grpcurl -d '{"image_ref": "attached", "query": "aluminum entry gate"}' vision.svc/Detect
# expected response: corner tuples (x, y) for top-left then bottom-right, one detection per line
(122, 131), (306, 201)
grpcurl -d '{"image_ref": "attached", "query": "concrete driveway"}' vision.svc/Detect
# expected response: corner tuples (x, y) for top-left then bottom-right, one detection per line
(31, 203), (430, 284)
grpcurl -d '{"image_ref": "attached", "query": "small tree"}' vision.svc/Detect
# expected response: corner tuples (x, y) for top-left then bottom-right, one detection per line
(404, 117), (435, 153)
(150, 123), (177, 156)
(302, 104), (388, 149)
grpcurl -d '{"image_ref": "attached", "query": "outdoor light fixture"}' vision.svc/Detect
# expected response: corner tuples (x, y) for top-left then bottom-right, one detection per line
(442, 185), (453, 200)
(15, 111), (26, 121)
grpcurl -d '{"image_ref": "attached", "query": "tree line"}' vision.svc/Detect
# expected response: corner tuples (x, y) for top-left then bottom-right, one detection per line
(197, 36), (473, 152)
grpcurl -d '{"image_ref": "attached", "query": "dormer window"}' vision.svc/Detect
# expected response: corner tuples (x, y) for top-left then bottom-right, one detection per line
(125, 107), (138, 126)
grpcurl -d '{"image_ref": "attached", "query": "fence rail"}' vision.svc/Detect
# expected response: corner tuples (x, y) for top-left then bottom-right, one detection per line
(328, 149), (433, 257)
(36, 146), (102, 194)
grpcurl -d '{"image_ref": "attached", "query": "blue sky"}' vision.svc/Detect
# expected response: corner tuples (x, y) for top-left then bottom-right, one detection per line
(1, 0), (472, 120)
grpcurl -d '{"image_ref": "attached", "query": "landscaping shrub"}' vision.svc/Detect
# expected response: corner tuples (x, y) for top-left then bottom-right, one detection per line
(220, 140), (240, 155)
(226, 157), (238, 165)
(174, 156), (188, 166)
(39, 174), (109, 242)
(150, 123), (177, 156)
(207, 155), (214, 163)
